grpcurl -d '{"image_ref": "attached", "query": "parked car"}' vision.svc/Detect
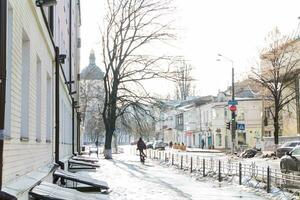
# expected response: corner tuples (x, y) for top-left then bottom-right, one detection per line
(130, 141), (138, 145)
(280, 146), (300, 173)
(146, 141), (154, 149)
(153, 141), (167, 150)
(276, 141), (300, 158)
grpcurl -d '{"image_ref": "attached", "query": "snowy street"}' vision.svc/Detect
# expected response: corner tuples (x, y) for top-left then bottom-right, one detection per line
(80, 148), (271, 200)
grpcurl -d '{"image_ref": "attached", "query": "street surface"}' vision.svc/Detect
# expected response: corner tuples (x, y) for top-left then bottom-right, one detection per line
(81, 147), (270, 200)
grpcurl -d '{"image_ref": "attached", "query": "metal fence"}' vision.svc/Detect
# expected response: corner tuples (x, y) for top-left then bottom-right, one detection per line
(133, 148), (300, 197)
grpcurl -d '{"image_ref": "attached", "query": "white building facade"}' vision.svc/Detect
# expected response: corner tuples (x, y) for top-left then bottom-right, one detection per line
(2, 0), (81, 198)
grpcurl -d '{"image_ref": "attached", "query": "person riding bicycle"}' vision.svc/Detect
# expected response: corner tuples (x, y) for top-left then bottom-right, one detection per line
(137, 137), (147, 163)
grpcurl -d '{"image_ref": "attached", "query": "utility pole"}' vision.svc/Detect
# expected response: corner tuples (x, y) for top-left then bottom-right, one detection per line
(231, 65), (236, 154)
(217, 54), (236, 154)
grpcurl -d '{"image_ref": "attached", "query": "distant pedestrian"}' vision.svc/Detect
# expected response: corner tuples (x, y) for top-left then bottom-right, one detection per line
(201, 139), (205, 149)
(169, 141), (173, 148)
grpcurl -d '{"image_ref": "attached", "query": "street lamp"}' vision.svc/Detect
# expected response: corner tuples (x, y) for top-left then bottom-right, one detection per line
(217, 54), (236, 154)
(36, 0), (57, 7)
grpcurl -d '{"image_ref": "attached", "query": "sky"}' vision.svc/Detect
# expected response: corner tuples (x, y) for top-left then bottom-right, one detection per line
(80, 0), (300, 97)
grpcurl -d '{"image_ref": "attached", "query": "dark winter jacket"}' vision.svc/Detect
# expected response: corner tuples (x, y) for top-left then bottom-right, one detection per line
(137, 139), (146, 150)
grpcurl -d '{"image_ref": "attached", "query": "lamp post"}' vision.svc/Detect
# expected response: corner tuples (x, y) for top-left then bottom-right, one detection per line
(217, 54), (236, 154)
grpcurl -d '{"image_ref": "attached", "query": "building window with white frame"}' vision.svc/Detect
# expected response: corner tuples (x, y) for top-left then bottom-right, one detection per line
(4, 5), (13, 139)
(36, 56), (42, 142)
(46, 75), (52, 143)
(20, 30), (30, 141)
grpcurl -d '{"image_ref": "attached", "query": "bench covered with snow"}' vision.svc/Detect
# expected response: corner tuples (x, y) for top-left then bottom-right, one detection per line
(72, 156), (99, 163)
(68, 159), (100, 170)
(29, 181), (104, 200)
(53, 169), (109, 191)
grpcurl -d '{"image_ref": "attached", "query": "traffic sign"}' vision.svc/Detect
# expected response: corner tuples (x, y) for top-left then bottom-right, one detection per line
(228, 100), (238, 105)
(237, 123), (245, 130)
(229, 105), (237, 112)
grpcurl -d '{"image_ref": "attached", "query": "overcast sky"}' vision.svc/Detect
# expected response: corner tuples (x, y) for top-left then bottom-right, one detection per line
(80, 0), (300, 96)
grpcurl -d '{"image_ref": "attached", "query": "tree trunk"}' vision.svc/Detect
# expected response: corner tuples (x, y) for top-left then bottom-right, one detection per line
(113, 133), (118, 154)
(104, 129), (113, 159)
(273, 113), (279, 153)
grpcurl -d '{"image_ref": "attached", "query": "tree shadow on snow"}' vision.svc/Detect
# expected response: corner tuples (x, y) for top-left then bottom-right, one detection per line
(108, 158), (193, 200)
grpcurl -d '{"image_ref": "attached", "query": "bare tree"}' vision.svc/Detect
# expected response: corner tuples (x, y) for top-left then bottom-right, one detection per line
(79, 79), (105, 144)
(250, 28), (300, 148)
(101, 0), (175, 158)
(172, 59), (195, 100)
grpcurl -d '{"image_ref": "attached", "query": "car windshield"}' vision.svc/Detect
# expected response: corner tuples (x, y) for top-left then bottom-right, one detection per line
(282, 142), (300, 147)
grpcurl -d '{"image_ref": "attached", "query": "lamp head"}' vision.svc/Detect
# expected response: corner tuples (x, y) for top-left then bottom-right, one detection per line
(36, 0), (57, 7)
(58, 54), (66, 64)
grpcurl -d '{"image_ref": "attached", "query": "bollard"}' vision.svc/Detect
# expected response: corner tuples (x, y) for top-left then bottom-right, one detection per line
(180, 155), (183, 170)
(239, 162), (242, 185)
(218, 160), (221, 182)
(172, 154), (174, 165)
(203, 159), (206, 177)
(267, 166), (270, 193)
(190, 157), (193, 173)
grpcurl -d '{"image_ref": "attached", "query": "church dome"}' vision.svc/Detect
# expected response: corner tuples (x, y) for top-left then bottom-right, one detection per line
(80, 50), (104, 80)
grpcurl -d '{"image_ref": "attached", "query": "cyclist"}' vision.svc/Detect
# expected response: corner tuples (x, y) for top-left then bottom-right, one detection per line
(137, 137), (147, 164)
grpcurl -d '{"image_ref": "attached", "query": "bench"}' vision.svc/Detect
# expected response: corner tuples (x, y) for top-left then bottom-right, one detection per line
(68, 159), (100, 170)
(72, 156), (98, 163)
(29, 181), (105, 200)
(53, 169), (109, 192)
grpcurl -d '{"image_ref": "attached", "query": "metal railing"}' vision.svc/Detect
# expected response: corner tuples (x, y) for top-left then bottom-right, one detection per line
(133, 148), (300, 197)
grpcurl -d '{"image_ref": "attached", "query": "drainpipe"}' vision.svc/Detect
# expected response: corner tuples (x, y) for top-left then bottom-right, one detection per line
(0, 0), (7, 190)
(38, 5), (64, 171)
(77, 113), (81, 154)
(54, 47), (60, 164)
(69, 0), (75, 155)
(54, 47), (64, 170)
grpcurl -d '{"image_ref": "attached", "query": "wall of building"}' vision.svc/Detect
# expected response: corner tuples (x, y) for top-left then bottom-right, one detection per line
(2, 0), (81, 194)
(3, 0), (54, 185)
(54, 0), (81, 159)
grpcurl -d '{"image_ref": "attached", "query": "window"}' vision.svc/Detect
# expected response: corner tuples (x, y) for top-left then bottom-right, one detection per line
(212, 109), (216, 119)
(217, 134), (222, 146)
(46, 75), (52, 143)
(20, 31), (30, 140)
(176, 113), (184, 130)
(36, 56), (42, 142)
(264, 131), (271, 137)
(292, 148), (300, 156)
(4, 5), (13, 139)
(57, 18), (61, 46)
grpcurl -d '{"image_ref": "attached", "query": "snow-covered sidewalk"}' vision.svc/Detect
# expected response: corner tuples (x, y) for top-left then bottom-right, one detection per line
(81, 149), (270, 200)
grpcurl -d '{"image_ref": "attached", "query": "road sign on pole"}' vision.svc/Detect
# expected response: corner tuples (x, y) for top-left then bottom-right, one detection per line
(228, 100), (238, 105)
(229, 105), (237, 112)
(237, 123), (245, 130)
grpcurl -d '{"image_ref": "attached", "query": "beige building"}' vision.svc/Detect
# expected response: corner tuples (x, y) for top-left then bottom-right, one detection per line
(259, 37), (300, 148)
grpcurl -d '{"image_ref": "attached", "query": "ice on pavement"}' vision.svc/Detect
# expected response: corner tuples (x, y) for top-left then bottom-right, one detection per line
(80, 148), (269, 200)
